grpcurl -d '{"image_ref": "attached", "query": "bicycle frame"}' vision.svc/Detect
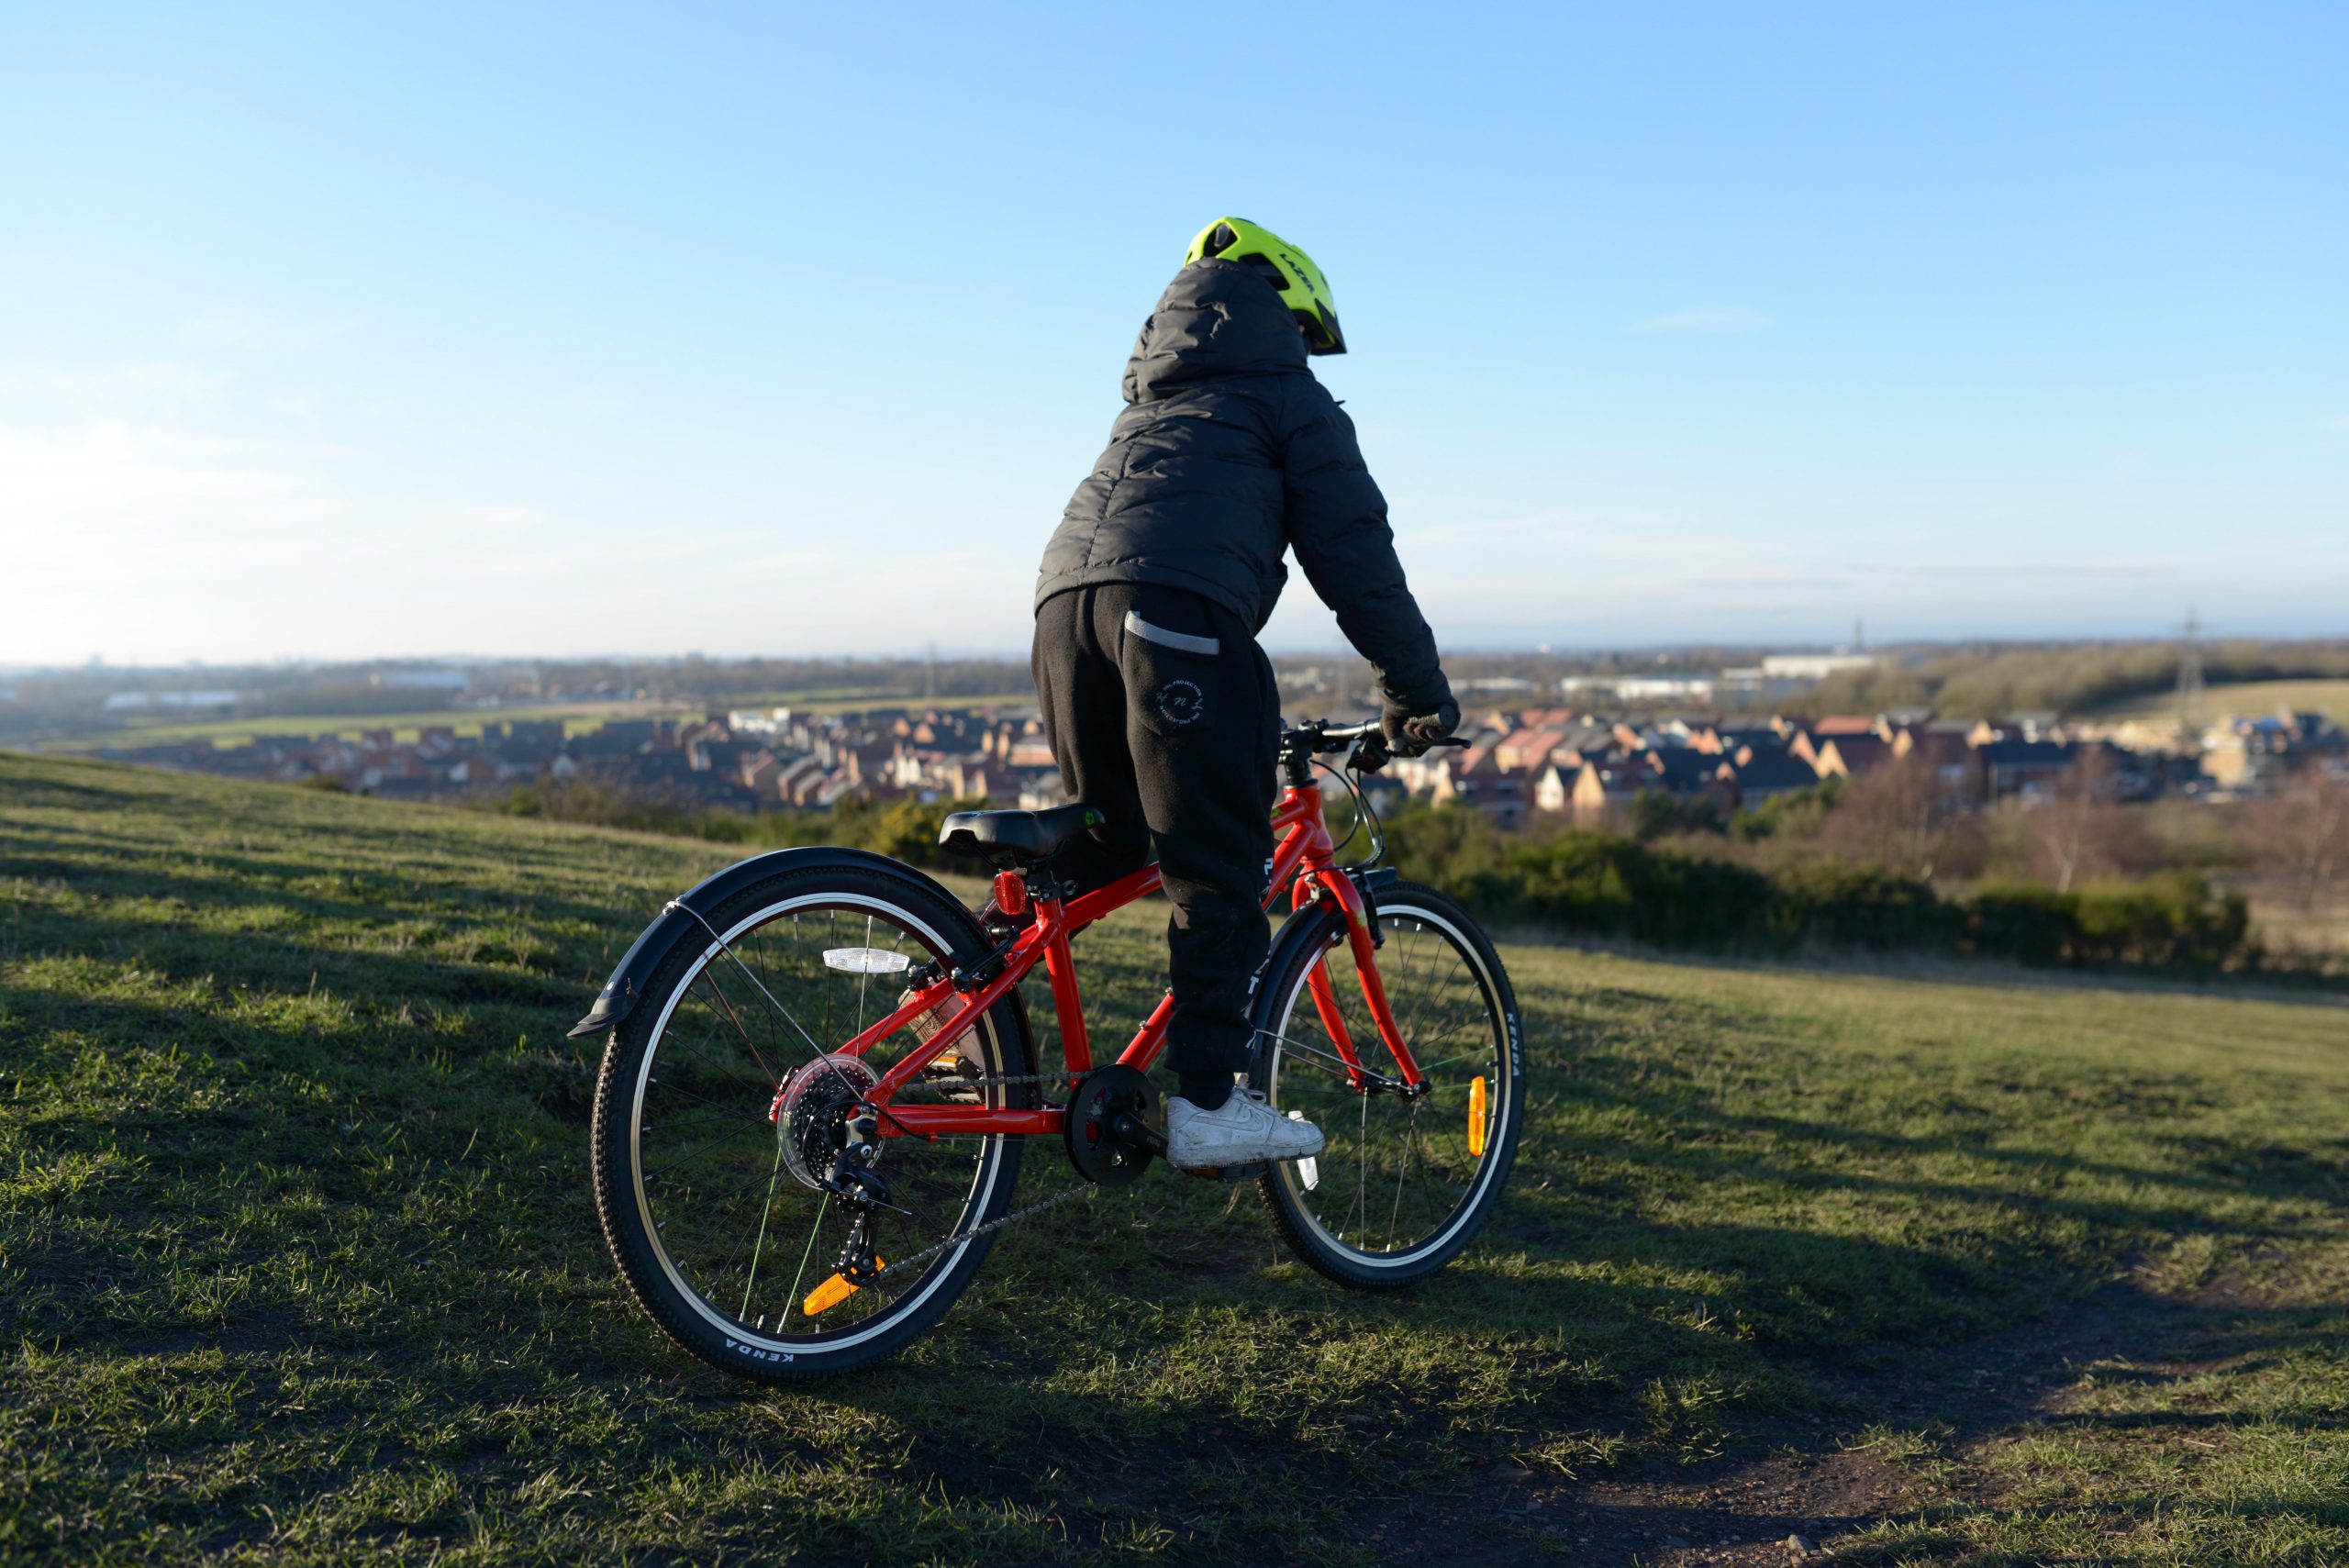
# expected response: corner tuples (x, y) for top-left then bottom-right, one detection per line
(807, 777), (1427, 1144)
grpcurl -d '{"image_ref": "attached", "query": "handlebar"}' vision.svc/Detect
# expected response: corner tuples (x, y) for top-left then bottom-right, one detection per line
(1278, 718), (1468, 867)
(1280, 717), (1468, 772)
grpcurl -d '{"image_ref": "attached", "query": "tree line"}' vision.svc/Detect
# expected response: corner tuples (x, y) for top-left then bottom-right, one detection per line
(484, 766), (2348, 979)
(1791, 639), (2349, 719)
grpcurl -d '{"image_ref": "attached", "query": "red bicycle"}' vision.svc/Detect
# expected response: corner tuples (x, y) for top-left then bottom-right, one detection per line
(580, 719), (1526, 1381)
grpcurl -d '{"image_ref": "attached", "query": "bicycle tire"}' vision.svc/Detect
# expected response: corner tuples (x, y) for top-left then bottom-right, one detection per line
(589, 859), (1032, 1381)
(1250, 880), (1525, 1289)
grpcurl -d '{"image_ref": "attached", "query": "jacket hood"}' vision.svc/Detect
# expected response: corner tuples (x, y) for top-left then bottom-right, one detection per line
(1122, 257), (1308, 404)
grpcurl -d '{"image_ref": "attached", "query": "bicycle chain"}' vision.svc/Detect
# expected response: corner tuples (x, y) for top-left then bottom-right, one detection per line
(841, 1067), (1098, 1286)
(889, 1069), (1081, 1096)
(862, 1178), (1101, 1288)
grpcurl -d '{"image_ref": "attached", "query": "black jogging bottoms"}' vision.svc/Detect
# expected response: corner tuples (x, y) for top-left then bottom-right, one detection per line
(1030, 583), (1280, 1101)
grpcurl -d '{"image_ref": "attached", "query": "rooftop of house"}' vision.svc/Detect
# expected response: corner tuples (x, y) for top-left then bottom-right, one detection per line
(1976, 737), (2076, 764)
(1725, 751), (1825, 790)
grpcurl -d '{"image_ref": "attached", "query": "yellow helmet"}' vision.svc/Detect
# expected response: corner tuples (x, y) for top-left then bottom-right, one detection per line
(1184, 216), (1346, 355)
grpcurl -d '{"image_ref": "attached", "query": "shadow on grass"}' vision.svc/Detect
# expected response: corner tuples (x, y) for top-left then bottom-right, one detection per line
(9, 762), (2347, 1563)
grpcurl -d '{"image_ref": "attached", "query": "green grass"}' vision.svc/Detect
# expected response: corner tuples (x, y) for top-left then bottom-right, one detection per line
(50, 691), (1037, 753)
(726, 689), (1035, 716)
(2087, 677), (2349, 723)
(40, 701), (695, 752)
(4, 753), (2346, 1565)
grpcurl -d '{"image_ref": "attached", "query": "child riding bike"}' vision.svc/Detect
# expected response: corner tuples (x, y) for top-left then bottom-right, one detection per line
(1032, 216), (1461, 1172)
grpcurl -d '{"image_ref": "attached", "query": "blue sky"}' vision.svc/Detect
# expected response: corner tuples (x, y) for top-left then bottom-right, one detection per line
(2, 2), (2343, 664)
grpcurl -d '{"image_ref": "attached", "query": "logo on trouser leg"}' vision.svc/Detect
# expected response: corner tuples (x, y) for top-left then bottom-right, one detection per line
(1152, 680), (1206, 727)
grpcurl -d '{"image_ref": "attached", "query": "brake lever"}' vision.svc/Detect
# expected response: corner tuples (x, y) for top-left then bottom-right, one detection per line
(1344, 732), (1394, 773)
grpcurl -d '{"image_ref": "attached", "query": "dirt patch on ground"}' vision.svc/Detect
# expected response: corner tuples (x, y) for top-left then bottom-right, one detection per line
(1475, 1266), (2221, 1564)
(864, 1262), (2277, 1566)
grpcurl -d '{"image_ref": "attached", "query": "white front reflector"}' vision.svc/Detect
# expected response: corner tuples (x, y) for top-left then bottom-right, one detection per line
(822, 948), (911, 974)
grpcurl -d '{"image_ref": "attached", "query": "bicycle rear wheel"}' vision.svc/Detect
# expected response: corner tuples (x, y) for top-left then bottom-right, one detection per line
(1251, 880), (1524, 1288)
(588, 859), (1031, 1381)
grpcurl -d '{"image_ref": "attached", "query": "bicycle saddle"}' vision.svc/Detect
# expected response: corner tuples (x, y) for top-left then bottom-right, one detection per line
(937, 803), (1106, 862)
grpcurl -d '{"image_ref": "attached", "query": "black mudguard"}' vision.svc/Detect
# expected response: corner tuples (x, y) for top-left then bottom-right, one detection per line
(567, 845), (976, 1039)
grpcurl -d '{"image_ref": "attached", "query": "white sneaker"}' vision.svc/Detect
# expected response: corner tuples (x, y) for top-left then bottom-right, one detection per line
(1164, 1088), (1325, 1169)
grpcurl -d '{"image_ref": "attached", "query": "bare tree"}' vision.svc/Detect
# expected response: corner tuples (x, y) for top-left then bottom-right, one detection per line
(2241, 772), (2349, 911)
(2029, 749), (2159, 892)
(1819, 756), (1946, 879)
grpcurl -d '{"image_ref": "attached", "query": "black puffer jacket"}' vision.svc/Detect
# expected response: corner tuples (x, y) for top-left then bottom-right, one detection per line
(1035, 258), (1451, 715)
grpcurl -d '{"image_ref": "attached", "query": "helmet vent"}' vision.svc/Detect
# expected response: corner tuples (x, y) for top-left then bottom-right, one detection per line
(1234, 252), (1290, 292)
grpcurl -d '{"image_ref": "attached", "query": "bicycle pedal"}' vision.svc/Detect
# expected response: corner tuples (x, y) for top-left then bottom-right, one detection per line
(802, 1256), (885, 1317)
(1181, 1162), (1268, 1184)
(917, 1057), (985, 1105)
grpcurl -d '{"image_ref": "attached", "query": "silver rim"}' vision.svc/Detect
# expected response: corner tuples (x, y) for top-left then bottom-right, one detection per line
(628, 892), (1009, 1355)
(1264, 899), (1509, 1269)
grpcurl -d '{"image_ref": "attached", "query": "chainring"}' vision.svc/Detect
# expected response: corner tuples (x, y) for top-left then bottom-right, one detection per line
(1062, 1062), (1157, 1187)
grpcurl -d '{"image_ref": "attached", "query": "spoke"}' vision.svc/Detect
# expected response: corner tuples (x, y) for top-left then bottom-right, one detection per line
(685, 1158), (814, 1220)
(1263, 1029), (1360, 1079)
(695, 963), (784, 1087)
(664, 1040), (777, 1097)
(637, 898), (1011, 1343)
(822, 910), (837, 1051)
(644, 1074), (753, 1114)
(672, 899), (838, 1066)
(1387, 1106), (1416, 1247)
(1354, 1090), (1368, 1237)
(1398, 948), (1467, 1067)
(783, 1194), (831, 1326)
(856, 912), (874, 1037)
(640, 1125), (762, 1182)
(1392, 919), (1412, 1014)
(640, 1110), (763, 1137)
(662, 993), (780, 1090)
(1275, 909), (1508, 1259)
(748, 917), (790, 1081)
(739, 1146), (791, 1318)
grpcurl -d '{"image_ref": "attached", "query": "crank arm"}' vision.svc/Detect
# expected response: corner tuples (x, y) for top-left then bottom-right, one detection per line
(1107, 1110), (1167, 1157)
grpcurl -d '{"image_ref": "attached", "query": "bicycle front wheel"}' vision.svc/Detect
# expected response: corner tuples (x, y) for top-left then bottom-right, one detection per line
(1251, 880), (1525, 1288)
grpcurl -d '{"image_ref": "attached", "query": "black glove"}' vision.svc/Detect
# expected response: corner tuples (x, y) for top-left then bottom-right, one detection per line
(1381, 695), (1460, 750)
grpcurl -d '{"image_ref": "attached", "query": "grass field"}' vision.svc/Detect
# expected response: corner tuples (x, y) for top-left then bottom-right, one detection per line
(42, 692), (1037, 754)
(5, 753), (2347, 1565)
(726, 689), (1036, 717)
(38, 701), (696, 752)
(2087, 678), (2349, 724)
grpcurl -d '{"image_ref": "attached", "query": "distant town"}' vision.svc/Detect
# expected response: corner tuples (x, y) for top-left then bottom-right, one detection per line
(61, 662), (2347, 829)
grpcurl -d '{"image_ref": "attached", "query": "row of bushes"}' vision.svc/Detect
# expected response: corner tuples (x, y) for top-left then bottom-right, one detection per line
(487, 781), (2272, 977)
(1377, 806), (2261, 975)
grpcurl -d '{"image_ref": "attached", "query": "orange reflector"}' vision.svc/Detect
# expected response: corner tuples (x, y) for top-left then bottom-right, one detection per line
(1468, 1076), (1487, 1156)
(801, 1259), (884, 1318)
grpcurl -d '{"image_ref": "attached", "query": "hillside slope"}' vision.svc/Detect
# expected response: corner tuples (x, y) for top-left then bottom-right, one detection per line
(4, 754), (2345, 1566)
(2087, 676), (2349, 723)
